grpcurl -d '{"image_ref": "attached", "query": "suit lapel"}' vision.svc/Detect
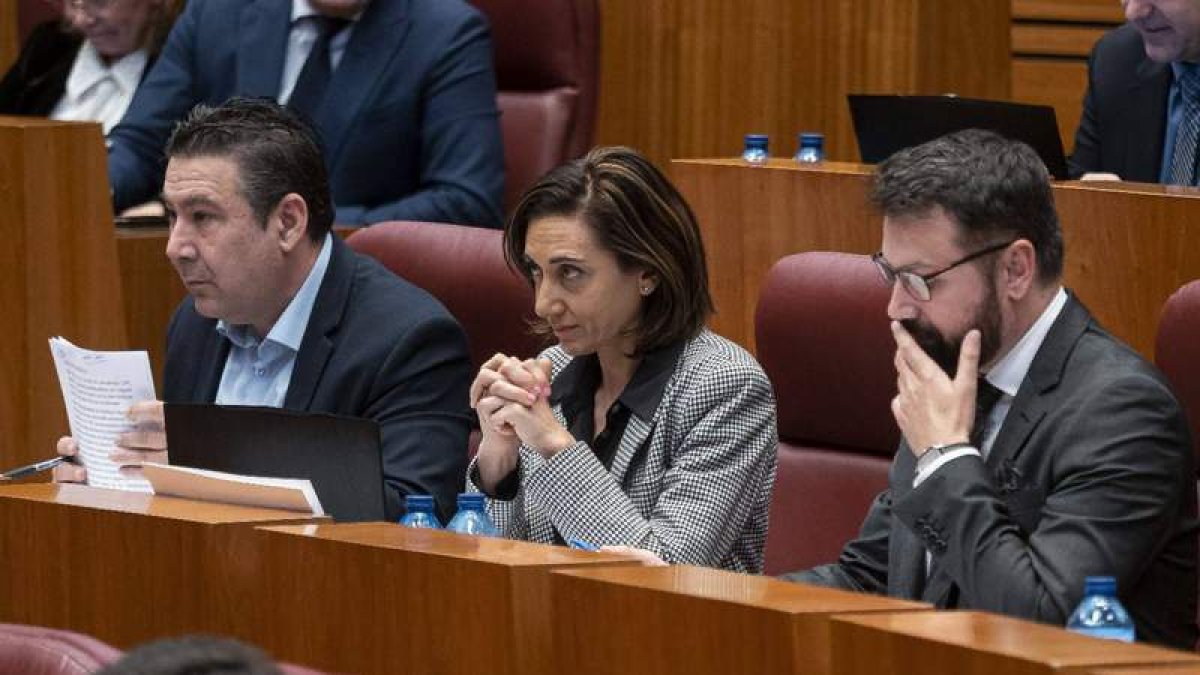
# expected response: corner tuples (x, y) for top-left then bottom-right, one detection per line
(609, 415), (654, 485)
(197, 329), (232, 402)
(985, 295), (1090, 473)
(237, 0), (292, 98)
(314, 0), (410, 165)
(1124, 56), (1171, 181)
(889, 441), (928, 600)
(283, 237), (355, 410)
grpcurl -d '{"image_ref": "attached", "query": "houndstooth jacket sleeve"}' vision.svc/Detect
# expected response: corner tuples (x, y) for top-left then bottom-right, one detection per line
(466, 330), (778, 573)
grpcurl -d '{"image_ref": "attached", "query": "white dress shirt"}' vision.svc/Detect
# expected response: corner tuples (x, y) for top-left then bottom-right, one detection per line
(49, 41), (148, 135)
(278, 0), (362, 104)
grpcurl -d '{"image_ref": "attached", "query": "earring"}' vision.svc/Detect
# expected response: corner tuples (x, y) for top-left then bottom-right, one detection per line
(640, 285), (652, 296)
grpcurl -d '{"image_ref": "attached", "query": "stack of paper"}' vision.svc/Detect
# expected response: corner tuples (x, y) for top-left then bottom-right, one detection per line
(141, 464), (325, 516)
(49, 337), (156, 493)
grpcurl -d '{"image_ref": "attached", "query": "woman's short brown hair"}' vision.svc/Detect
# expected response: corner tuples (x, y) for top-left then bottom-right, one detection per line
(504, 146), (714, 356)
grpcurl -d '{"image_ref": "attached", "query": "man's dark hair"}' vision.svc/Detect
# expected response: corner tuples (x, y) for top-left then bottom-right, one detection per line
(95, 635), (283, 675)
(165, 97), (334, 242)
(870, 128), (1064, 283)
(504, 146), (714, 356)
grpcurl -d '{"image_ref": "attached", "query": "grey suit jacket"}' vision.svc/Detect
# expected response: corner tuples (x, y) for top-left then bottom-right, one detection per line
(1070, 23), (1171, 181)
(468, 330), (778, 573)
(784, 295), (1198, 649)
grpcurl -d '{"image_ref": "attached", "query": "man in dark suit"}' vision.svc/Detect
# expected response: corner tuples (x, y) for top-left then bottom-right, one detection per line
(107, 0), (505, 227)
(58, 98), (474, 519)
(1070, 0), (1200, 183)
(784, 129), (1198, 649)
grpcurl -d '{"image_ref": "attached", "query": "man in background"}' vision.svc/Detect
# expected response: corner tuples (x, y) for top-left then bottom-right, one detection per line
(107, 0), (505, 227)
(1071, 0), (1200, 184)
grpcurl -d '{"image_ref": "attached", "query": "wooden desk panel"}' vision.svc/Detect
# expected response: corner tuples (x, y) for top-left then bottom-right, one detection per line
(245, 523), (641, 675)
(830, 612), (1200, 674)
(1090, 666), (1200, 674)
(0, 483), (318, 648)
(674, 159), (1200, 360)
(116, 228), (186, 386)
(551, 566), (928, 675)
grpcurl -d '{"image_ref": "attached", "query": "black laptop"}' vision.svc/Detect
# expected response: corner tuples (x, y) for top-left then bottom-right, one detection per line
(848, 94), (1069, 179)
(164, 403), (387, 522)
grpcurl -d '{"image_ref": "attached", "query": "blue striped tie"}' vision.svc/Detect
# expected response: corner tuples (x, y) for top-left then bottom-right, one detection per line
(1168, 64), (1200, 186)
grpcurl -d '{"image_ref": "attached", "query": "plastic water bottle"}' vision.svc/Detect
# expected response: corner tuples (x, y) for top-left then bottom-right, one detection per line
(794, 132), (824, 163)
(742, 134), (769, 165)
(1066, 576), (1135, 642)
(399, 494), (441, 529)
(445, 492), (499, 536)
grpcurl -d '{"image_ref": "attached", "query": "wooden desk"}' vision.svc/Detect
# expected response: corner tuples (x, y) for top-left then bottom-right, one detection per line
(673, 158), (1200, 359)
(0, 483), (319, 648)
(243, 522), (641, 675)
(550, 566), (927, 675)
(830, 611), (1200, 674)
(1090, 666), (1200, 674)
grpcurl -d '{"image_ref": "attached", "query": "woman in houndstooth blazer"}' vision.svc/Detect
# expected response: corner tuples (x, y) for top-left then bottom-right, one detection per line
(467, 147), (777, 573)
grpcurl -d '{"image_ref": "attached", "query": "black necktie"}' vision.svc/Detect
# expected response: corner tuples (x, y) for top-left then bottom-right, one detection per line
(970, 378), (1005, 450)
(287, 16), (350, 122)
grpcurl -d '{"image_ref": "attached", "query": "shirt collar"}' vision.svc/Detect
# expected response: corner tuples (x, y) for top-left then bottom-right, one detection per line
(984, 287), (1068, 397)
(291, 0), (365, 23)
(65, 41), (148, 100)
(217, 233), (333, 350)
(550, 340), (686, 422)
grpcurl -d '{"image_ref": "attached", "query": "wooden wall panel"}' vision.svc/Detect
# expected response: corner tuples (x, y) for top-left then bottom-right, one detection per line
(1012, 58), (1090, 154)
(596, 0), (1011, 168)
(0, 2), (15, 72)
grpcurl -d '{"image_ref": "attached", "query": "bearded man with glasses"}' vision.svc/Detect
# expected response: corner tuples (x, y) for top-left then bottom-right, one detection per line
(781, 128), (1198, 649)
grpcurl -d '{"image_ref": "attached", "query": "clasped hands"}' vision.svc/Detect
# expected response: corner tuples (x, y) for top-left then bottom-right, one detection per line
(890, 322), (981, 458)
(470, 354), (575, 460)
(53, 400), (166, 483)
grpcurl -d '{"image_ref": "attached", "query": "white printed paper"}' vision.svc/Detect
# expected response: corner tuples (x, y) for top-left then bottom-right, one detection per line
(49, 337), (156, 492)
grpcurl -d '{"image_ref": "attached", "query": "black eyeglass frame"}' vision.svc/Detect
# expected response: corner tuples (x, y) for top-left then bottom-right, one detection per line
(871, 240), (1016, 302)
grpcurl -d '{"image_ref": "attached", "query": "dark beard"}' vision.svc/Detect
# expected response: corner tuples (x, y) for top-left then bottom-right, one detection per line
(900, 286), (1003, 378)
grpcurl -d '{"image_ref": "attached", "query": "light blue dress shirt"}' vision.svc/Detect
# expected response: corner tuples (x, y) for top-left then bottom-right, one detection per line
(1159, 62), (1195, 184)
(214, 234), (333, 407)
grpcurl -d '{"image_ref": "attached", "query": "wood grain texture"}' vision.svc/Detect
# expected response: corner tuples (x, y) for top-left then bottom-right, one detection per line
(1013, 0), (1126, 22)
(116, 228), (186, 387)
(551, 566), (928, 675)
(0, 2), (15, 72)
(675, 159), (1200, 360)
(1089, 666), (1200, 674)
(243, 523), (642, 675)
(0, 119), (126, 474)
(0, 484), (319, 648)
(1012, 57), (1090, 154)
(1013, 23), (1108, 57)
(830, 612), (1200, 674)
(596, 0), (1010, 168)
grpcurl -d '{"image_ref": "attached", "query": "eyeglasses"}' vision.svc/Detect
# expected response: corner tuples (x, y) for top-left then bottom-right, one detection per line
(872, 240), (1015, 302)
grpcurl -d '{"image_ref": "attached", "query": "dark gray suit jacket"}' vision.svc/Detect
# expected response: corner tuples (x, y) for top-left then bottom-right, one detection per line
(1069, 23), (1172, 181)
(163, 236), (474, 521)
(784, 295), (1198, 649)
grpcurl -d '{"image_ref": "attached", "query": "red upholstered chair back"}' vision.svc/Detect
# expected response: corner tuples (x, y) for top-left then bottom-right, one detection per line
(1156, 279), (1200, 469)
(0, 623), (121, 674)
(470, 0), (599, 213)
(19, 0), (62, 41)
(345, 221), (542, 369)
(755, 252), (900, 575)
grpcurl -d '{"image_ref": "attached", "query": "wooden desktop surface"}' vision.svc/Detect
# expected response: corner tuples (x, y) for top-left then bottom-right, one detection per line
(830, 611), (1200, 674)
(673, 158), (1200, 360)
(551, 565), (928, 675)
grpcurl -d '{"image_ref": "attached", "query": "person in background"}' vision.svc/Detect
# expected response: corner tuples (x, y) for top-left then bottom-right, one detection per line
(56, 98), (473, 521)
(0, 0), (183, 134)
(106, 0), (504, 227)
(466, 146), (778, 573)
(1070, 0), (1200, 183)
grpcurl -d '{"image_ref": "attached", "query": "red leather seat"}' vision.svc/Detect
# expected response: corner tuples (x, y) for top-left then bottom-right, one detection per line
(1154, 279), (1200, 650)
(0, 623), (120, 675)
(470, 0), (599, 214)
(346, 220), (541, 368)
(755, 252), (900, 575)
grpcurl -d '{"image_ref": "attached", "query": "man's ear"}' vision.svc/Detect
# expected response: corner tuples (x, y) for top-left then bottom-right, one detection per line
(274, 193), (310, 252)
(1001, 239), (1037, 300)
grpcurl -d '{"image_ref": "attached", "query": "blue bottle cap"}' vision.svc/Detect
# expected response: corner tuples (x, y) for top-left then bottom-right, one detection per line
(405, 494), (434, 509)
(1084, 576), (1117, 596)
(798, 132), (824, 146)
(457, 492), (486, 509)
(744, 133), (768, 146)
